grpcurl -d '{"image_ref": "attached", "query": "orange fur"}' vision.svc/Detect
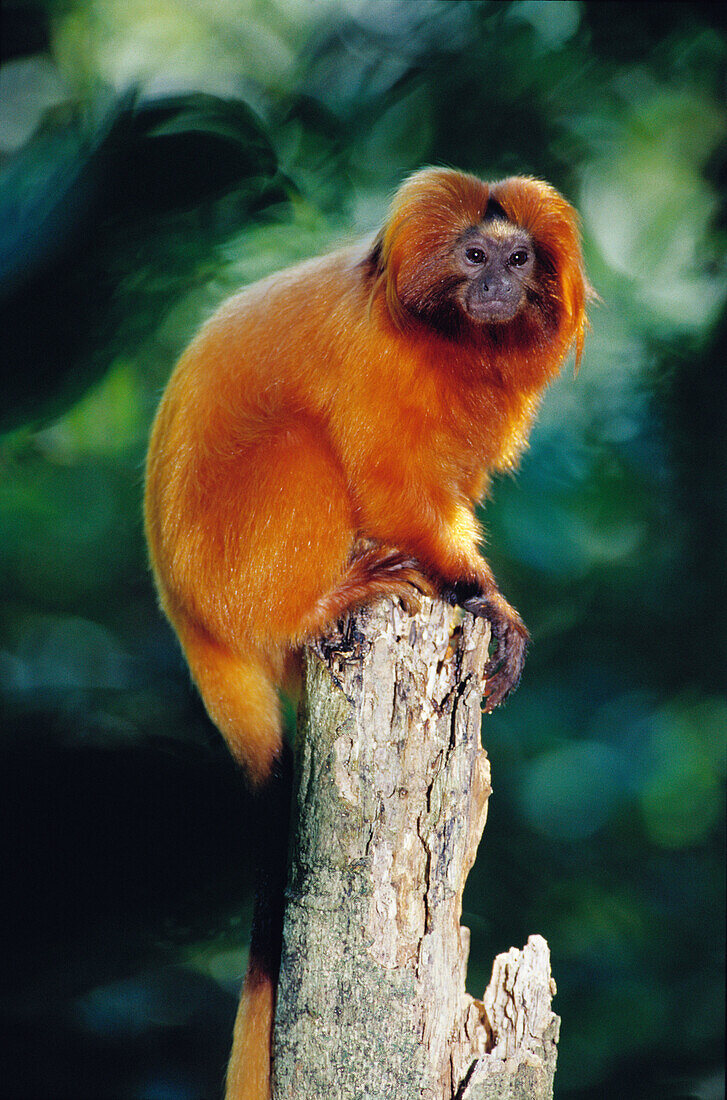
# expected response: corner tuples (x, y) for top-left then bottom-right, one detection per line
(226, 962), (275, 1100)
(144, 167), (589, 1098)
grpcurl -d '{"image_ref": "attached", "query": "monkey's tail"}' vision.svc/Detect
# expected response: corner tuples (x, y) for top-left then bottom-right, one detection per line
(178, 625), (285, 787)
(226, 742), (293, 1100)
(177, 625), (292, 1100)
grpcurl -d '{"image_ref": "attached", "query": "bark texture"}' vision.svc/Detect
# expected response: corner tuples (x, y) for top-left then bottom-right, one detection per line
(271, 597), (558, 1100)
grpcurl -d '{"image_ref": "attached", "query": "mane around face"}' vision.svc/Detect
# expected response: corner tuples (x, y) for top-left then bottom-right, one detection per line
(370, 166), (589, 366)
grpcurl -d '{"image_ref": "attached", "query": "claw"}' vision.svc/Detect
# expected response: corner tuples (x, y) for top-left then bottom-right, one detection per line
(460, 592), (528, 710)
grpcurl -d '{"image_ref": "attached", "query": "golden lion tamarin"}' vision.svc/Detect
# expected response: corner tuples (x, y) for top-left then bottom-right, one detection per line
(144, 167), (589, 1098)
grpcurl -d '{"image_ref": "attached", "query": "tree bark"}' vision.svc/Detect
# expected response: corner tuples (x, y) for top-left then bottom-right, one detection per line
(271, 597), (559, 1100)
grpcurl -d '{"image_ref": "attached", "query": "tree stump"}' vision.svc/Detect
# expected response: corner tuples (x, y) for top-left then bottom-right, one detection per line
(271, 597), (558, 1100)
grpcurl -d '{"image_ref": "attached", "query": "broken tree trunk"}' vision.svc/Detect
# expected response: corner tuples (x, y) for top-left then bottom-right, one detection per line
(271, 597), (559, 1100)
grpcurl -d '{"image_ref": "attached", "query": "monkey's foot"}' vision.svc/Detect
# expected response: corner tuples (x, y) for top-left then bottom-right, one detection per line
(305, 547), (434, 633)
(353, 546), (434, 616)
(461, 593), (529, 711)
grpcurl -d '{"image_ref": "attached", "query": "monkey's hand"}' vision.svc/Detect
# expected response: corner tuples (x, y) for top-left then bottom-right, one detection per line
(447, 585), (529, 711)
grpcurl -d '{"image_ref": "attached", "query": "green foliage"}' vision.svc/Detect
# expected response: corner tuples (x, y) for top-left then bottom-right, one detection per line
(1, 2), (724, 1097)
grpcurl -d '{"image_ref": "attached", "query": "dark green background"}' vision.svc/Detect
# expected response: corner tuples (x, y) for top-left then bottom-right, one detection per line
(1, 2), (724, 1097)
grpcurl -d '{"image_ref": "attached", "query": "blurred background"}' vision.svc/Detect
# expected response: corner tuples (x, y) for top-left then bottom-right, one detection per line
(1, 1), (725, 1097)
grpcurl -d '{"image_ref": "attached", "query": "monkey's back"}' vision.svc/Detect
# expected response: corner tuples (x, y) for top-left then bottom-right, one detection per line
(144, 245), (380, 652)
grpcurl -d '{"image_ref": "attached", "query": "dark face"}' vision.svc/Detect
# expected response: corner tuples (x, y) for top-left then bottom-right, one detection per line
(453, 219), (535, 324)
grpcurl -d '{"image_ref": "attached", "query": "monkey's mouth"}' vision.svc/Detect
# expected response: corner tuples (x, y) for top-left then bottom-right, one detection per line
(465, 297), (521, 324)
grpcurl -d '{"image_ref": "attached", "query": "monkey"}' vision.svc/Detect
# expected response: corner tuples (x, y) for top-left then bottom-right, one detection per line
(144, 167), (589, 1099)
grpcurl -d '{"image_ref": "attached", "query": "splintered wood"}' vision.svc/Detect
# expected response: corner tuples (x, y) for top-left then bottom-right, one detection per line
(272, 598), (558, 1100)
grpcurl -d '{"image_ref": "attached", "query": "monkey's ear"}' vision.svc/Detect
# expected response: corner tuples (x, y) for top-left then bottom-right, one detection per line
(365, 229), (409, 331)
(366, 231), (385, 276)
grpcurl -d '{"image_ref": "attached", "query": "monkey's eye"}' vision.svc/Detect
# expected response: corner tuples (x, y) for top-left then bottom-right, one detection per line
(465, 247), (486, 264)
(509, 249), (529, 267)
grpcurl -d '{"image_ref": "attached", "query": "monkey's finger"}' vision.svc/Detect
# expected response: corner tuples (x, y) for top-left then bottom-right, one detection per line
(482, 677), (509, 712)
(483, 632), (506, 678)
(482, 667), (517, 711)
(398, 589), (423, 616)
(483, 635), (527, 710)
(483, 656), (503, 680)
(368, 550), (435, 595)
